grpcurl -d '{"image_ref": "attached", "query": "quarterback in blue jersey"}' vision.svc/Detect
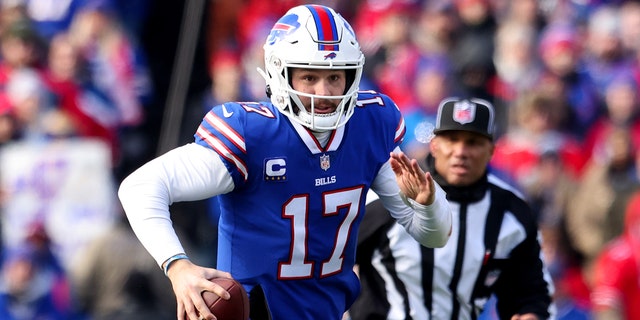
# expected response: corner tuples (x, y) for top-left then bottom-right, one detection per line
(118, 4), (452, 320)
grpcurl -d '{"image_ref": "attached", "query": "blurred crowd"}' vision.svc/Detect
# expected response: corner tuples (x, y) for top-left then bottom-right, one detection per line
(0, 0), (639, 319)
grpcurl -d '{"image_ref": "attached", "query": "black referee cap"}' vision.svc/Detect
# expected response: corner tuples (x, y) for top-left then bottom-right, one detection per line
(434, 97), (495, 140)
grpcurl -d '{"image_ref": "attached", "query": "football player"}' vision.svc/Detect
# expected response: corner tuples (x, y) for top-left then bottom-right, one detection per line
(118, 4), (452, 320)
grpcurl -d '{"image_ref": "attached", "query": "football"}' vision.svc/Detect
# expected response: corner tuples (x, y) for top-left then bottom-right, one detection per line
(201, 278), (250, 320)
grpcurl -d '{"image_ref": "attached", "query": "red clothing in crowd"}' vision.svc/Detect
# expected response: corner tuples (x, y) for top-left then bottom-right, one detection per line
(591, 192), (640, 320)
(491, 131), (586, 181)
(40, 70), (119, 162)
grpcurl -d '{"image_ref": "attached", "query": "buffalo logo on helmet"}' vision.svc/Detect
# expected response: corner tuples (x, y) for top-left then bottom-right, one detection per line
(267, 14), (301, 45)
(324, 52), (337, 60)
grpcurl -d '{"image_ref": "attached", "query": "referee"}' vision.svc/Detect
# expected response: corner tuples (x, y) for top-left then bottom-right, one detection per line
(351, 97), (555, 320)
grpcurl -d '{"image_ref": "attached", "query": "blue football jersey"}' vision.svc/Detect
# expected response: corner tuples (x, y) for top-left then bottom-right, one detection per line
(194, 91), (405, 319)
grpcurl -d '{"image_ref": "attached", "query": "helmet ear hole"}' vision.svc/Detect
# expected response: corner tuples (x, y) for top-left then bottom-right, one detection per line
(265, 85), (272, 98)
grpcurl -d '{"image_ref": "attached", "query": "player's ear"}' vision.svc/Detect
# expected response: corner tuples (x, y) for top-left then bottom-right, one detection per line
(429, 136), (439, 154)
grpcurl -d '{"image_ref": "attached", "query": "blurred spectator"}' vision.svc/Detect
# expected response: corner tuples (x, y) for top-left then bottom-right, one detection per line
(66, 1), (150, 128)
(0, 92), (17, 144)
(400, 55), (454, 160)
(11, 0), (145, 44)
(69, 214), (175, 320)
(494, 0), (546, 30)
(0, 19), (44, 87)
(537, 22), (601, 138)
(238, 21), (274, 102)
(0, 135), (118, 273)
(619, 1), (640, 56)
(566, 126), (639, 285)
(206, 0), (243, 57)
(582, 71), (640, 165)
(40, 32), (118, 162)
(4, 68), (67, 140)
(522, 150), (576, 243)
(99, 269), (172, 320)
(0, 2), (30, 37)
(491, 89), (585, 186)
(489, 20), (542, 137)
(221, 0), (299, 95)
(22, 221), (64, 277)
(622, 2), (640, 104)
(357, 1), (422, 111)
(233, 1), (297, 102)
(604, 187), (640, 251)
(591, 189), (640, 320)
(0, 243), (74, 320)
(206, 48), (247, 104)
(413, 1), (457, 56)
(93, 0), (152, 38)
(583, 5), (634, 99)
(543, 0), (608, 25)
(181, 46), (249, 144)
(519, 150), (592, 319)
(22, 0), (83, 41)
(66, 0), (154, 180)
(234, 0), (300, 53)
(449, 0), (497, 103)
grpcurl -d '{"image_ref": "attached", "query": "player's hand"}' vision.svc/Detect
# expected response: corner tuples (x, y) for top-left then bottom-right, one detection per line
(389, 151), (435, 206)
(166, 259), (233, 320)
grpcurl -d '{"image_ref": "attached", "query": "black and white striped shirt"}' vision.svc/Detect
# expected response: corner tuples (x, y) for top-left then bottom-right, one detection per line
(351, 173), (555, 320)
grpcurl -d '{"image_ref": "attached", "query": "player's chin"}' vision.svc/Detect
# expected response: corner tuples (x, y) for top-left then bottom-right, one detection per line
(447, 174), (475, 187)
(315, 110), (337, 116)
(314, 105), (337, 114)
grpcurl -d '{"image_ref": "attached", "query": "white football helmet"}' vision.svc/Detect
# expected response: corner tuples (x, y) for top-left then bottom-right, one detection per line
(258, 4), (364, 131)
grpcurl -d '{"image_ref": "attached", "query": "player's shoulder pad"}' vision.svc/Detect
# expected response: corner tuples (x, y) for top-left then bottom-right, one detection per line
(355, 90), (404, 136)
(356, 90), (402, 117)
(357, 90), (397, 107)
(207, 101), (279, 124)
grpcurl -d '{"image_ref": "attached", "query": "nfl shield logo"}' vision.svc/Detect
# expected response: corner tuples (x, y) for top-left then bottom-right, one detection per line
(453, 100), (476, 125)
(320, 154), (330, 171)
